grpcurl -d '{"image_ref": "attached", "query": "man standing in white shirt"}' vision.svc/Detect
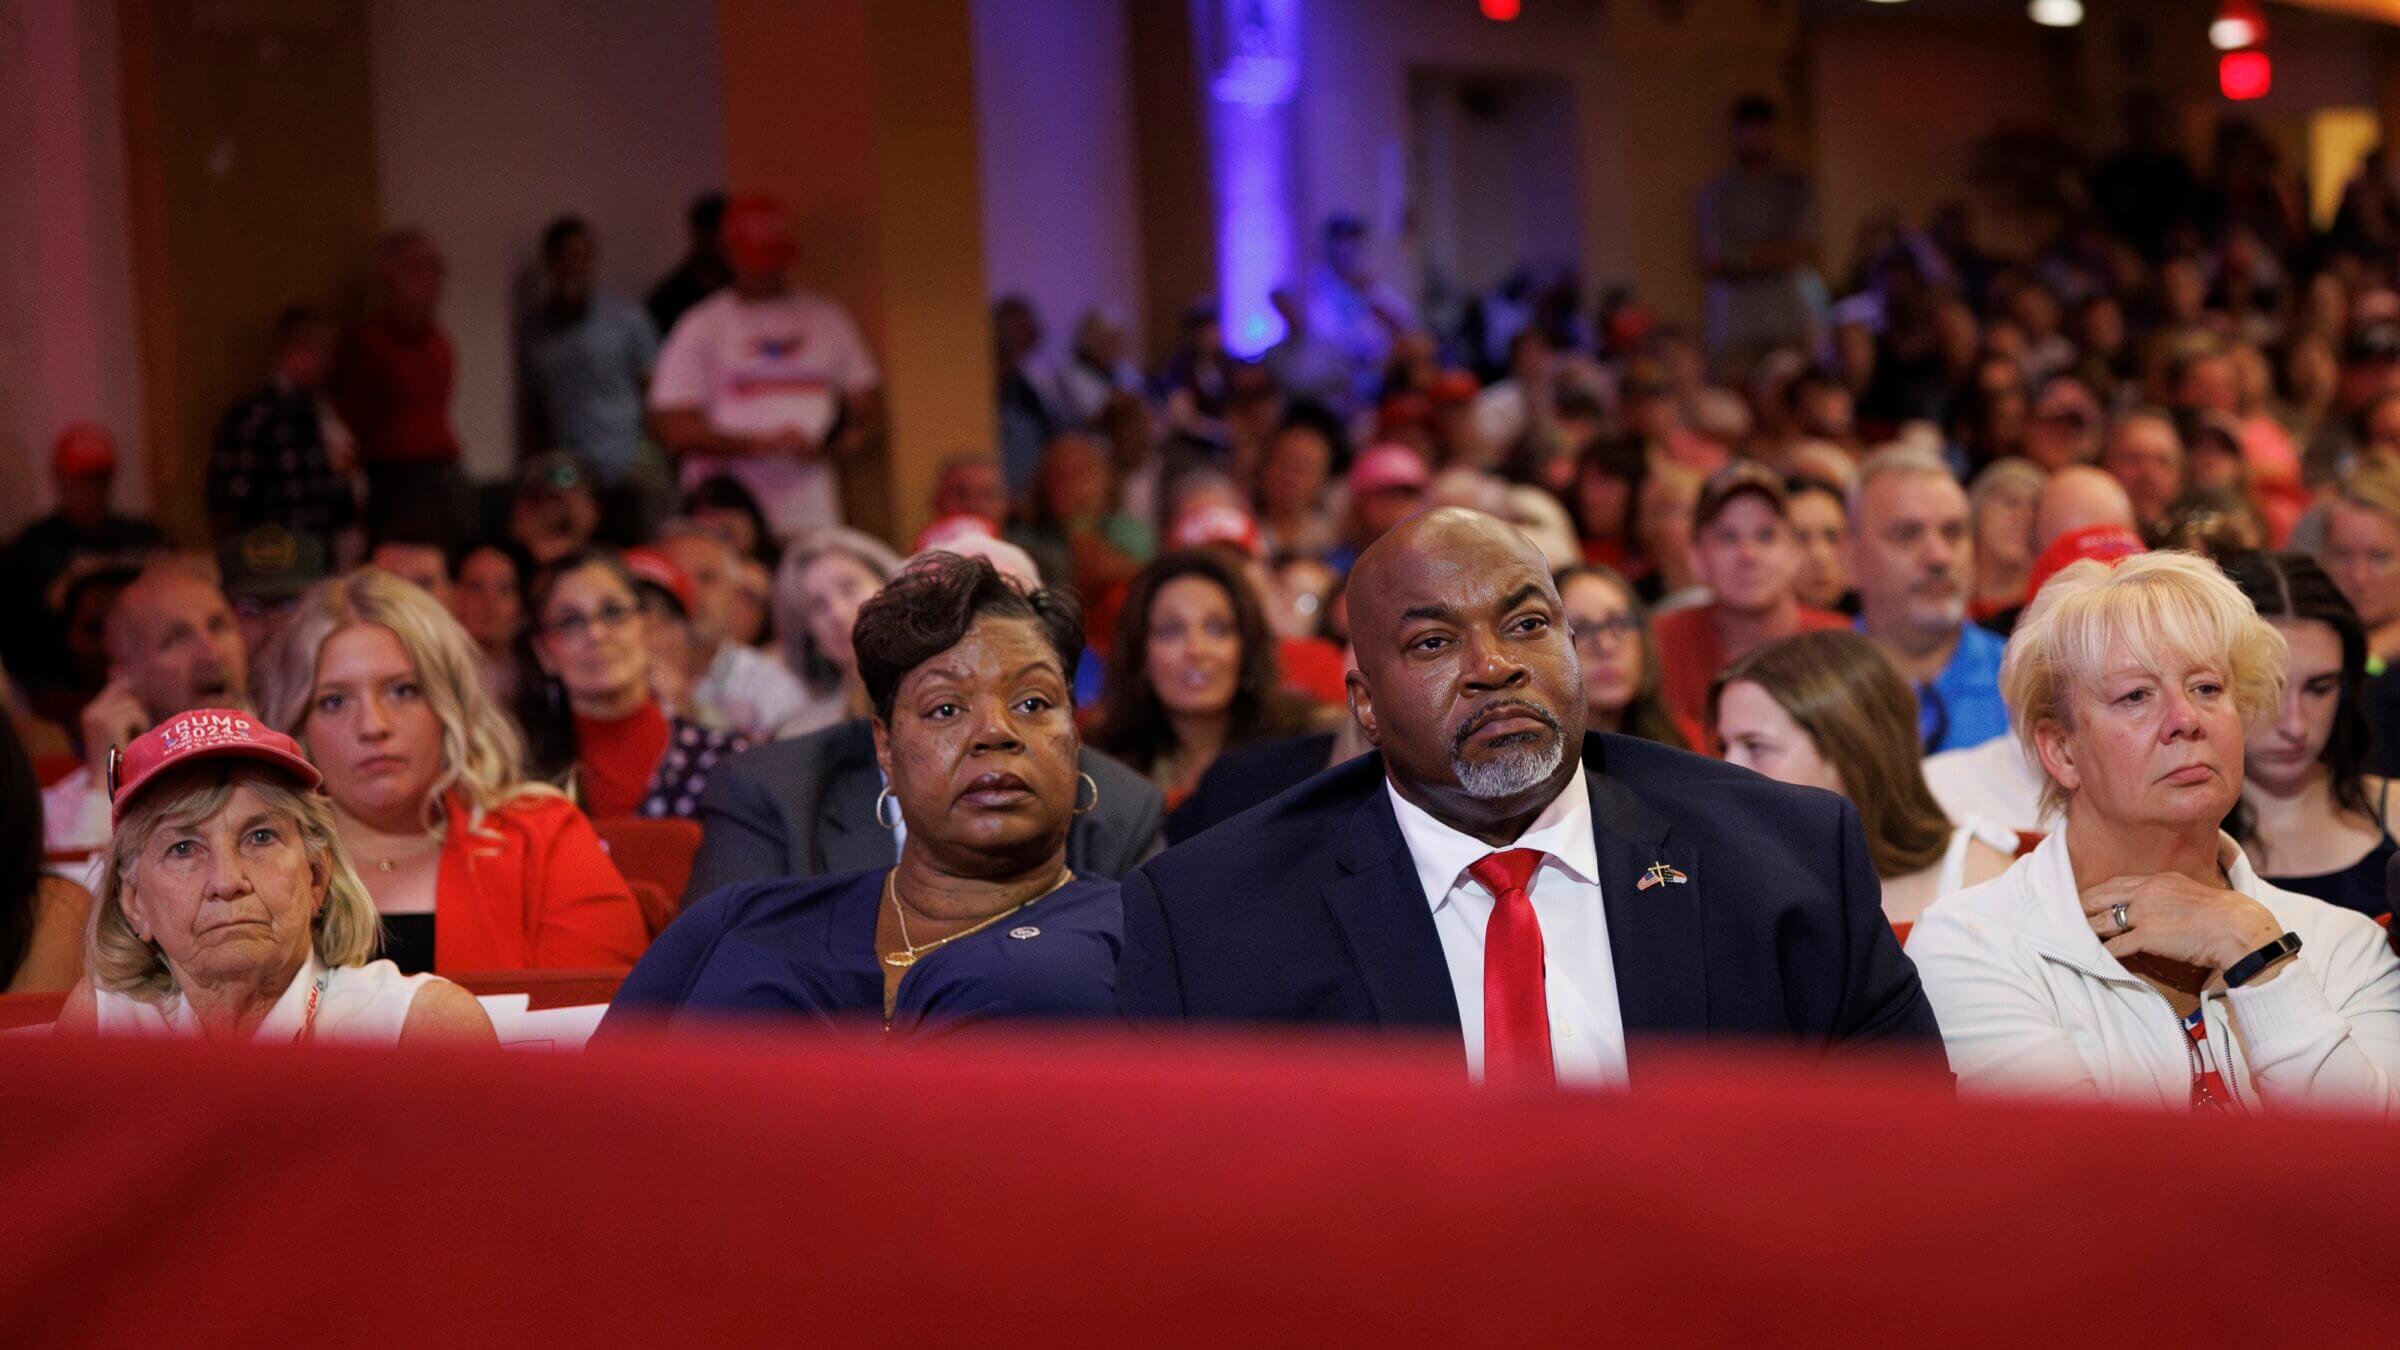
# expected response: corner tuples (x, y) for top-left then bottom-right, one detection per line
(1117, 508), (1941, 1081)
(648, 195), (884, 539)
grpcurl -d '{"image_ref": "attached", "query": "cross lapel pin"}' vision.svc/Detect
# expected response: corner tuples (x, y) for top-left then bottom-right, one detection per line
(1637, 862), (1688, 892)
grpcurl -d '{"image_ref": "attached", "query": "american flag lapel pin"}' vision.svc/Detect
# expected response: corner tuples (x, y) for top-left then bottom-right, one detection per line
(1637, 862), (1688, 892)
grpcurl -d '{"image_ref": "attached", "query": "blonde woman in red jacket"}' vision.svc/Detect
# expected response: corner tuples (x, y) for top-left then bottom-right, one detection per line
(256, 568), (646, 975)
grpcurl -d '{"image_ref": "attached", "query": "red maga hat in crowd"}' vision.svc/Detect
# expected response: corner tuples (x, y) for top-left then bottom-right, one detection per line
(52, 422), (118, 478)
(2026, 524), (2146, 601)
(721, 194), (796, 274)
(622, 548), (697, 616)
(108, 710), (321, 825)
(1167, 504), (1263, 559)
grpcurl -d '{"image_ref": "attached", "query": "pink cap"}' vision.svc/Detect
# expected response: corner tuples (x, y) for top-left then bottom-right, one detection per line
(108, 710), (320, 824)
(1348, 443), (1431, 496)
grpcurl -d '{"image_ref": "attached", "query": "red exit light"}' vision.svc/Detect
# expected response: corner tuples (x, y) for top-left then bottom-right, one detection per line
(1480, 0), (1521, 19)
(2220, 50), (2271, 101)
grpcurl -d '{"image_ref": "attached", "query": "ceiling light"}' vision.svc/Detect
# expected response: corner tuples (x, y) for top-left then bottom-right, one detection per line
(2211, 0), (2265, 51)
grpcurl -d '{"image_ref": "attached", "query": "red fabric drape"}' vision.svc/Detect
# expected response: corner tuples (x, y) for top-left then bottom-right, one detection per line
(3, 1032), (2394, 1347)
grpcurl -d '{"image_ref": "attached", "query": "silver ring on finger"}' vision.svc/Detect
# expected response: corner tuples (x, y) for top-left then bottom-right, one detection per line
(2110, 902), (2132, 935)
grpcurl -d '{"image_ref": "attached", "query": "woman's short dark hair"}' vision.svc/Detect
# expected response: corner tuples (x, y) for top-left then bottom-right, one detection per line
(0, 709), (41, 986)
(1092, 549), (1307, 776)
(2219, 550), (2375, 842)
(853, 553), (1084, 724)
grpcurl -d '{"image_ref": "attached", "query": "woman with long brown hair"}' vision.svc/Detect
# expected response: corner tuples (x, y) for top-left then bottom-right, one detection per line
(1090, 549), (1315, 814)
(2221, 550), (2398, 918)
(1710, 629), (2013, 921)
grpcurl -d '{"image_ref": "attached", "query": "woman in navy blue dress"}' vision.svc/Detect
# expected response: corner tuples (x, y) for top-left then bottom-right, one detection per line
(600, 552), (1120, 1035)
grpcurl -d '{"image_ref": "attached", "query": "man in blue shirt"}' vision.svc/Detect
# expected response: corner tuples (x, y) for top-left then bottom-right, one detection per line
(519, 215), (665, 540)
(1849, 446), (2009, 755)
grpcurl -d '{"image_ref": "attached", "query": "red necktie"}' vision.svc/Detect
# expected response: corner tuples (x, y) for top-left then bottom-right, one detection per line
(1466, 848), (1552, 1086)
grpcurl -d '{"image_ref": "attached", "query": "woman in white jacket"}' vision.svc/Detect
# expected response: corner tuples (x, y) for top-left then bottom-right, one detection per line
(1910, 551), (2400, 1112)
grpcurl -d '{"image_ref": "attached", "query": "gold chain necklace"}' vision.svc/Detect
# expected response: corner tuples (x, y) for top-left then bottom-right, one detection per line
(882, 867), (1074, 970)
(372, 838), (443, 873)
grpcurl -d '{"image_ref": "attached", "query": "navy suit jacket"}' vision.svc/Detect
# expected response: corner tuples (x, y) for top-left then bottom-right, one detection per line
(1118, 731), (1941, 1061)
(1166, 732), (1340, 845)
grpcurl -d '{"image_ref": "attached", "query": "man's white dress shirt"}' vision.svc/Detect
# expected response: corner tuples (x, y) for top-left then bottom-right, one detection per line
(1385, 763), (1628, 1086)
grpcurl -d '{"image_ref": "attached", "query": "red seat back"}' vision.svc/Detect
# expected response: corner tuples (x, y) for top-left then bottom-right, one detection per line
(31, 752), (82, 788)
(0, 991), (67, 1031)
(591, 817), (703, 904)
(627, 880), (677, 940)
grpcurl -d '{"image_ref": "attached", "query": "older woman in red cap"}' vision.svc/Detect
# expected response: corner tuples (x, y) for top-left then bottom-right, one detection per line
(53, 711), (493, 1043)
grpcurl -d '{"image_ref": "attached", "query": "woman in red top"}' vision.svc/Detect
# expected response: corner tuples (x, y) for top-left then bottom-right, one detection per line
(518, 549), (749, 819)
(256, 568), (645, 975)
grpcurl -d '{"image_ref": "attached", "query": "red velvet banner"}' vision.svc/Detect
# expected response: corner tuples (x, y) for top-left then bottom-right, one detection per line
(1, 1030), (2390, 1347)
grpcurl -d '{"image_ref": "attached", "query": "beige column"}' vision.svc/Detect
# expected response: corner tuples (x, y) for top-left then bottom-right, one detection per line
(716, 0), (996, 550)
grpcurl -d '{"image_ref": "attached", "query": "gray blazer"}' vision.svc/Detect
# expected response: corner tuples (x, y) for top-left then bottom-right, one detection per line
(682, 718), (1164, 907)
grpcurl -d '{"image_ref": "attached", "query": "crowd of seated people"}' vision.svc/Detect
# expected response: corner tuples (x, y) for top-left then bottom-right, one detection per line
(6, 101), (2400, 1116)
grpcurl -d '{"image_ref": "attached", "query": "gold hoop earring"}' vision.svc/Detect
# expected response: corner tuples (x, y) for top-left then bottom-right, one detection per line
(875, 787), (902, 830)
(1072, 771), (1099, 817)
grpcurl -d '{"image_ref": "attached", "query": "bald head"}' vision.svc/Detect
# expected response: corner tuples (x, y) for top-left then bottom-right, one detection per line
(1346, 508), (1582, 841)
(106, 565), (250, 719)
(2031, 466), (2137, 553)
(1348, 507), (1547, 630)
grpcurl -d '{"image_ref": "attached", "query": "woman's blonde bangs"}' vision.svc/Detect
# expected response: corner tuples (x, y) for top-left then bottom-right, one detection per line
(2002, 551), (2288, 815)
(256, 569), (558, 834)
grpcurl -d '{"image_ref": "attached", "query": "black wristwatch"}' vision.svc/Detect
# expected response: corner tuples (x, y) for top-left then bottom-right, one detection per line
(2224, 931), (2304, 988)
